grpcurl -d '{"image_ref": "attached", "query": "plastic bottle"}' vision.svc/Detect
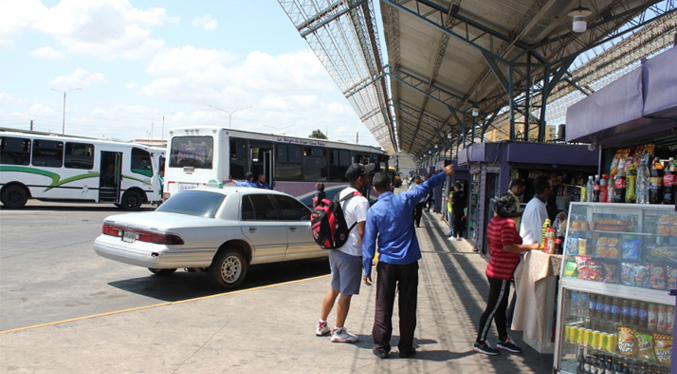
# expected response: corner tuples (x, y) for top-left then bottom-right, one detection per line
(586, 176), (594, 203)
(649, 157), (663, 204)
(625, 164), (636, 203)
(592, 175), (600, 202)
(541, 218), (551, 249)
(614, 168), (626, 203)
(545, 228), (555, 254)
(662, 156), (675, 205)
(599, 174), (608, 202)
(636, 155), (650, 204)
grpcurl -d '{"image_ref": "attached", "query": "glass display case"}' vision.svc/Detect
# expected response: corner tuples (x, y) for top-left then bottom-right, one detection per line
(554, 203), (676, 374)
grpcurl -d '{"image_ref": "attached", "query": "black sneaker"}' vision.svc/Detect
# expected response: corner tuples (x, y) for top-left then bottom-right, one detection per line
(372, 348), (389, 359)
(473, 342), (500, 356)
(496, 337), (522, 353)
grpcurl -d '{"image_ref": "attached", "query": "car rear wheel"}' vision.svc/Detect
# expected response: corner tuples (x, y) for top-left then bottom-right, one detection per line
(148, 268), (177, 276)
(208, 249), (247, 289)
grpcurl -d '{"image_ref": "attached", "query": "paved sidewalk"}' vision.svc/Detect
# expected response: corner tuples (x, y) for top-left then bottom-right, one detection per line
(1, 210), (554, 373)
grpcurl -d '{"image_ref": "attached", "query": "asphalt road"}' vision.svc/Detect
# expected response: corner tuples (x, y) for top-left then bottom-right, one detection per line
(0, 200), (329, 331)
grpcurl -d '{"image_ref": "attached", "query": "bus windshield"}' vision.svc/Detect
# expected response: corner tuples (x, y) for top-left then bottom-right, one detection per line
(169, 136), (213, 169)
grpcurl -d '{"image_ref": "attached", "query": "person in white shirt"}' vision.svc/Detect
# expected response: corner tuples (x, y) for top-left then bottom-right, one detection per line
(519, 175), (551, 246)
(315, 162), (374, 343)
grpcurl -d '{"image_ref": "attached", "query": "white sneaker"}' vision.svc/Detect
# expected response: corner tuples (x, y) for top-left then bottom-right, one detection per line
(331, 327), (358, 343)
(447, 236), (456, 241)
(316, 320), (330, 336)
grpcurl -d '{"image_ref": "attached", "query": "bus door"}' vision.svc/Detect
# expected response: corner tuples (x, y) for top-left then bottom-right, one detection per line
(99, 151), (122, 202)
(248, 141), (273, 187)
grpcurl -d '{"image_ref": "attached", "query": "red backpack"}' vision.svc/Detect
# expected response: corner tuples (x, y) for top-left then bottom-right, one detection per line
(310, 191), (361, 249)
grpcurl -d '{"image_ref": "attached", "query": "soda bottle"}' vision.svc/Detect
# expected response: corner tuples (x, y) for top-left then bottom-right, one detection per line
(636, 155), (650, 204)
(586, 175), (594, 203)
(625, 164), (636, 203)
(663, 156), (675, 205)
(607, 174), (615, 203)
(599, 174), (608, 202)
(593, 175), (600, 202)
(614, 168), (626, 203)
(577, 347), (586, 374)
(541, 218), (551, 249)
(649, 157), (663, 204)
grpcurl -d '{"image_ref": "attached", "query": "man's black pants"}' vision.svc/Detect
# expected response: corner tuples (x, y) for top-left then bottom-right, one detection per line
(373, 261), (419, 353)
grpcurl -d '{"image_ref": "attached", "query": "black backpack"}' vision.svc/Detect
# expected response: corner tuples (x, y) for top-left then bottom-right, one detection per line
(310, 191), (361, 249)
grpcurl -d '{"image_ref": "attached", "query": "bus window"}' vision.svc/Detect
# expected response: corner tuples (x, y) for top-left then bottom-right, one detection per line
(32, 139), (63, 167)
(328, 149), (350, 182)
(0, 136), (31, 165)
(303, 146), (326, 181)
(65, 142), (94, 169)
(131, 148), (153, 177)
(229, 139), (246, 179)
(169, 136), (213, 169)
(277, 144), (302, 181)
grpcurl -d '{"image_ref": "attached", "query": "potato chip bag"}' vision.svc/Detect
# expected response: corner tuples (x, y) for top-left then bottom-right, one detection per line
(635, 331), (657, 362)
(602, 262), (619, 283)
(618, 327), (637, 356)
(576, 256), (590, 280)
(653, 333), (672, 365)
(564, 260), (577, 278)
(647, 265), (667, 290)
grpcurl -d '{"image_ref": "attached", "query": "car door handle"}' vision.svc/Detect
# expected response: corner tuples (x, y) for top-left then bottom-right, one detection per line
(289, 227), (296, 232)
(248, 227), (257, 232)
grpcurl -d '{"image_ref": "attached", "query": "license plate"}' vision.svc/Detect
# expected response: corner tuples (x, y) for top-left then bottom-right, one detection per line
(122, 231), (138, 243)
(179, 183), (197, 191)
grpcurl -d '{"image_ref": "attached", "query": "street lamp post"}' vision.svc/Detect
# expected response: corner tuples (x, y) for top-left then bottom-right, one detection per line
(51, 88), (80, 134)
(207, 105), (253, 128)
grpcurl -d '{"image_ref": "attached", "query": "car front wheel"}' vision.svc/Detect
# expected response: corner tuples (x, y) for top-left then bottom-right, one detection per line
(208, 249), (247, 289)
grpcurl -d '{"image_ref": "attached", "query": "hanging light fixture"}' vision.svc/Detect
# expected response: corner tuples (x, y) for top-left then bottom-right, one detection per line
(568, 0), (592, 33)
(472, 108), (479, 117)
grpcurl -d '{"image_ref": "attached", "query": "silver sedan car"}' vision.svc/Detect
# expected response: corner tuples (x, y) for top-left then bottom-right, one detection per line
(94, 187), (326, 289)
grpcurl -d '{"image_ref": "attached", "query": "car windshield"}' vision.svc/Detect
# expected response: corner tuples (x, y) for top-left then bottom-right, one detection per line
(157, 190), (224, 218)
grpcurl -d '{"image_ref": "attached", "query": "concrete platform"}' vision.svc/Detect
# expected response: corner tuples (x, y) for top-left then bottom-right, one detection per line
(0, 210), (554, 373)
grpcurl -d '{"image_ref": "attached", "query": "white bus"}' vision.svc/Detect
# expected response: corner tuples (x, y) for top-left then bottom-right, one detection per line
(0, 129), (165, 210)
(165, 126), (388, 203)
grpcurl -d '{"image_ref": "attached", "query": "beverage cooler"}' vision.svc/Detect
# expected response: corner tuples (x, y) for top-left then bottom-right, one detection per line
(553, 202), (676, 374)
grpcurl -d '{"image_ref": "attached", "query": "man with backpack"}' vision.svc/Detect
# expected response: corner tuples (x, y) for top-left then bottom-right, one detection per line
(362, 164), (454, 359)
(315, 162), (374, 343)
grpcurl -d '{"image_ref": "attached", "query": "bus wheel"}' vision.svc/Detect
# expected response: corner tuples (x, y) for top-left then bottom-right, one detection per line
(148, 268), (177, 276)
(120, 191), (143, 211)
(208, 248), (247, 289)
(1, 185), (28, 209)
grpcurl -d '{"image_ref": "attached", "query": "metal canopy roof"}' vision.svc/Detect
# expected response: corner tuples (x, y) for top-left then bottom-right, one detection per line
(279, 0), (675, 157)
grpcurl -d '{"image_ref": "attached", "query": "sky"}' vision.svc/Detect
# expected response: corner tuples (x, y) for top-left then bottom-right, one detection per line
(0, 0), (381, 148)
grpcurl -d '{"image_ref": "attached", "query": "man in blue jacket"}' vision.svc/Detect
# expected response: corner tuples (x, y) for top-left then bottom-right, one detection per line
(362, 163), (454, 359)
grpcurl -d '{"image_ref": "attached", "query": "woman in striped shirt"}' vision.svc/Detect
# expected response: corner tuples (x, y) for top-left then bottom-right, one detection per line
(473, 193), (540, 356)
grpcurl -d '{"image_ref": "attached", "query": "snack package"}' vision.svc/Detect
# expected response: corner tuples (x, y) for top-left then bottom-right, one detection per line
(602, 262), (619, 284)
(576, 256), (590, 280)
(618, 327), (637, 356)
(621, 263), (635, 287)
(566, 236), (579, 255)
(668, 267), (677, 290)
(564, 261), (577, 278)
(578, 239), (588, 256)
(621, 238), (640, 260)
(587, 260), (602, 282)
(653, 333), (672, 366)
(635, 332), (657, 362)
(647, 265), (667, 290)
(633, 265), (649, 288)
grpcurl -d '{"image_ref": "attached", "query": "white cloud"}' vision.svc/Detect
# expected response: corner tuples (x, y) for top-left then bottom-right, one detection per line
(192, 15), (217, 31)
(2, 0), (175, 59)
(0, 92), (28, 105)
(30, 46), (65, 60)
(124, 82), (137, 89)
(49, 68), (106, 88)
